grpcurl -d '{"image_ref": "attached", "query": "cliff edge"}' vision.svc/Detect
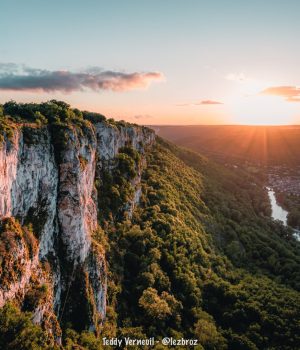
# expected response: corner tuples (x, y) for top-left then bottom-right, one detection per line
(0, 100), (155, 343)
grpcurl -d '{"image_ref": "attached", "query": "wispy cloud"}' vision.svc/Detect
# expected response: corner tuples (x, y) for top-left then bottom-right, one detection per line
(0, 63), (164, 93)
(176, 103), (192, 107)
(177, 99), (223, 106)
(260, 86), (300, 102)
(133, 114), (153, 119)
(197, 100), (223, 105)
(225, 72), (248, 82)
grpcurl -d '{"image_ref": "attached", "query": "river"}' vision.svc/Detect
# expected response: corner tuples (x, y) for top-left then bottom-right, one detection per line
(267, 187), (300, 241)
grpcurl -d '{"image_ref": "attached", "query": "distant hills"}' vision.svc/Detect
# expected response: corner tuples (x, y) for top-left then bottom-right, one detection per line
(152, 125), (300, 165)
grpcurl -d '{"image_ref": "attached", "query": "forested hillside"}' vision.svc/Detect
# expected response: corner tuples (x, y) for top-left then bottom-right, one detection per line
(102, 139), (300, 349)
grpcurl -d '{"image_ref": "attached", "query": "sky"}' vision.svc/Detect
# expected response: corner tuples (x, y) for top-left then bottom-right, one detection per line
(1, 0), (300, 125)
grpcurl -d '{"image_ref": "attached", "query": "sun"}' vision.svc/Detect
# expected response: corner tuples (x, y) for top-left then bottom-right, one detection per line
(224, 76), (298, 125)
(230, 95), (295, 125)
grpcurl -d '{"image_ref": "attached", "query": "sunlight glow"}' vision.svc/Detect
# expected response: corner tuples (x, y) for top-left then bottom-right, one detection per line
(224, 76), (299, 125)
(230, 95), (296, 125)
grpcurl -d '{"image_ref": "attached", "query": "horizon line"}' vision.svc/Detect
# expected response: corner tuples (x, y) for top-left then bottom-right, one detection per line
(146, 124), (300, 127)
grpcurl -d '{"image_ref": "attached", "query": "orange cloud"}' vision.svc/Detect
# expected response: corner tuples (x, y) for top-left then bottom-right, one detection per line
(261, 86), (300, 102)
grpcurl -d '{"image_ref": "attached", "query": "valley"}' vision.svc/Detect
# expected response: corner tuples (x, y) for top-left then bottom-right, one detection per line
(155, 125), (300, 234)
(0, 104), (299, 349)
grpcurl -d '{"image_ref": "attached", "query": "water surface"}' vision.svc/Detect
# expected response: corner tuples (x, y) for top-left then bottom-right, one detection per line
(267, 187), (299, 241)
(267, 187), (288, 225)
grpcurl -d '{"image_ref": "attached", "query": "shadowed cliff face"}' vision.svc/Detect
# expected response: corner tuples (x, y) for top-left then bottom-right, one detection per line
(0, 116), (155, 341)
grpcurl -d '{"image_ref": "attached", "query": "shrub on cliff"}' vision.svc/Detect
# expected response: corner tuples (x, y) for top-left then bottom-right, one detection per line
(0, 303), (55, 350)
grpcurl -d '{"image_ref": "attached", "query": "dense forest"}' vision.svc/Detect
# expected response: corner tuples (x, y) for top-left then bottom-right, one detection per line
(0, 102), (300, 349)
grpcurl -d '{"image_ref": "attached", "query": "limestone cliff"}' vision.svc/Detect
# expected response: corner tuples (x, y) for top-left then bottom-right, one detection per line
(0, 107), (155, 342)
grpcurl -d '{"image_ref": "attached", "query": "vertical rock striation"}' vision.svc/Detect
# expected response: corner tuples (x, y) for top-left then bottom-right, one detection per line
(95, 122), (155, 217)
(57, 126), (97, 264)
(0, 117), (155, 338)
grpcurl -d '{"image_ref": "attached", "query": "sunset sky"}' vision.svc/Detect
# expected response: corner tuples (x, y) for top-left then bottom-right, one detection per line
(1, 0), (300, 125)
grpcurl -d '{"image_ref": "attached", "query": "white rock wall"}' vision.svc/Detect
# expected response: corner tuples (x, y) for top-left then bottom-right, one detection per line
(0, 121), (155, 331)
(0, 132), (20, 217)
(57, 127), (98, 263)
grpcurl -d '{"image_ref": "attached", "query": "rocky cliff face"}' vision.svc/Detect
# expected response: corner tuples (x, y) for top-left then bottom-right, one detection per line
(0, 118), (155, 341)
(95, 122), (155, 217)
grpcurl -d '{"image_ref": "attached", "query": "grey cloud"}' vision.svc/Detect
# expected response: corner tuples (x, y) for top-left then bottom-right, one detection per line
(0, 63), (164, 93)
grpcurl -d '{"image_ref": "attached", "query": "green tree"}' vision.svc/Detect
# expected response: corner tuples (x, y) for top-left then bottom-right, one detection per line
(139, 288), (172, 320)
(0, 303), (53, 350)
